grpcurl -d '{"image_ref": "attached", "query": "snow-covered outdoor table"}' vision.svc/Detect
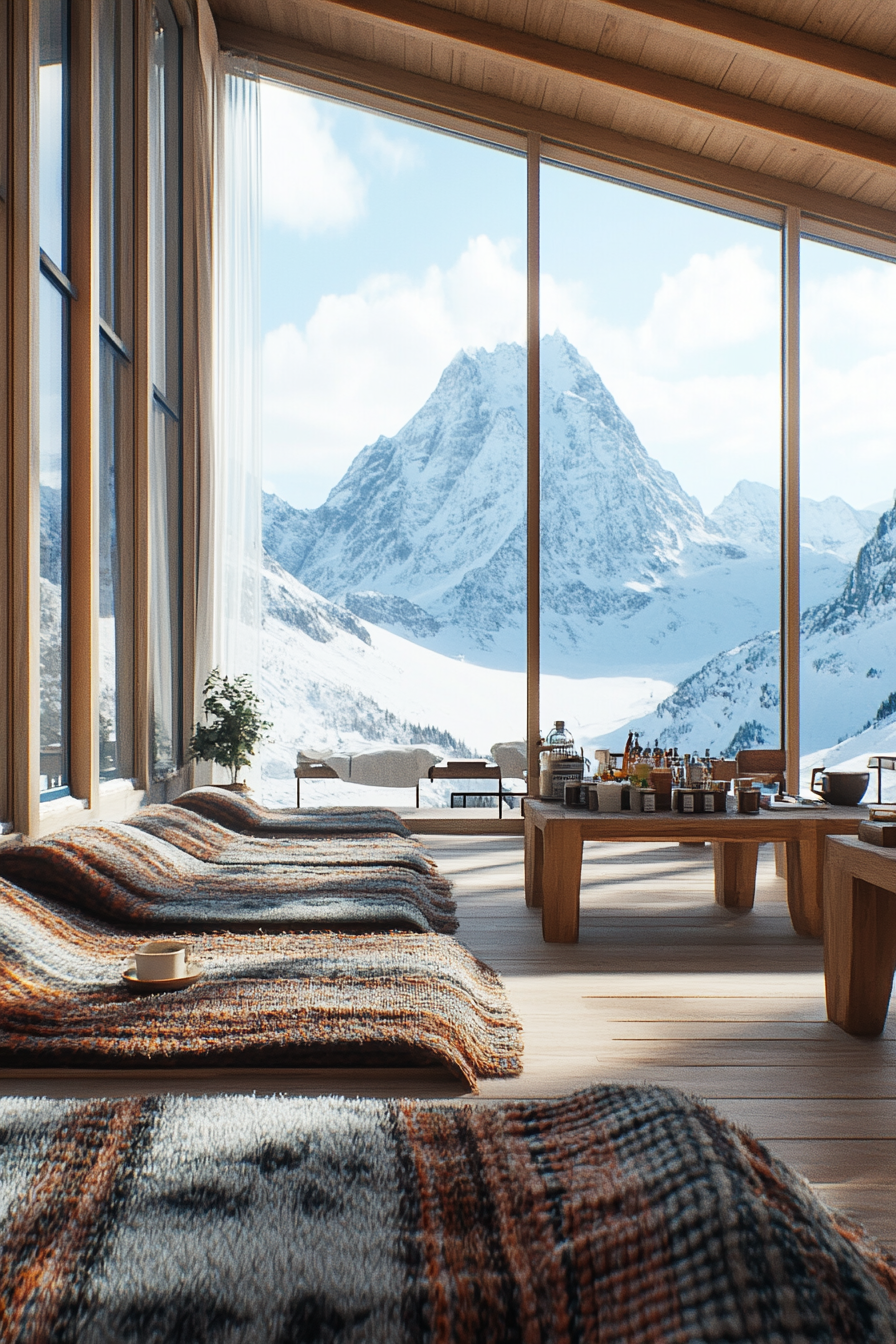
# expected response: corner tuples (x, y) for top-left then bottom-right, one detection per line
(294, 745), (443, 806)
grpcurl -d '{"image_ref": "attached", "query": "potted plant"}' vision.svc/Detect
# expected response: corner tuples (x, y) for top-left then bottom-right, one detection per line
(189, 669), (271, 791)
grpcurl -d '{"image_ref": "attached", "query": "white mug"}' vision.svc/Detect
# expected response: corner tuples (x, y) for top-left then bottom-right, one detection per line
(134, 939), (188, 981)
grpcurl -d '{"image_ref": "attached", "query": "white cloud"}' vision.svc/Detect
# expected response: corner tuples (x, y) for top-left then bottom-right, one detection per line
(798, 263), (896, 505)
(802, 263), (896, 354)
(361, 122), (423, 176)
(260, 82), (365, 234)
(263, 235), (895, 515)
(263, 235), (526, 505)
(636, 245), (778, 366)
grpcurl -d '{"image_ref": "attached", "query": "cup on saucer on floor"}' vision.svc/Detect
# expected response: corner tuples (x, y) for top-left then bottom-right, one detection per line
(134, 939), (188, 981)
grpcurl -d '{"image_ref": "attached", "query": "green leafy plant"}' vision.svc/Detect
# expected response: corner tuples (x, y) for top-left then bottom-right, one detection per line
(189, 669), (271, 785)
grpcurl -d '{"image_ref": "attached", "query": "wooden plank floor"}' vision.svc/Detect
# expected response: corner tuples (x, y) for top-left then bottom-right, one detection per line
(2, 835), (893, 1248)
(440, 835), (896, 1251)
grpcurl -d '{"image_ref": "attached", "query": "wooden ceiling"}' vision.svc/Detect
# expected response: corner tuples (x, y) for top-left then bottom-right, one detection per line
(212, 0), (896, 233)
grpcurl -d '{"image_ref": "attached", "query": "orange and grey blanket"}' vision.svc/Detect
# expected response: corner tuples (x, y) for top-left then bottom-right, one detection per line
(125, 803), (439, 876)
(0, 819), (457, 933)
(172, 786), (414, 837)
(0, 878), (518, 1088)
(1, 1085), (894, 1343)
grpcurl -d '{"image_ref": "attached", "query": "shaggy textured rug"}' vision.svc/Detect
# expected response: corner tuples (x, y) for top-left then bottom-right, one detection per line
(173, 787), (413, 837)
(0, 823), (457, 933)
(125, 804), (440, 878)
(0, 879), (518, 1085)
(1, 1086), (894, 1344)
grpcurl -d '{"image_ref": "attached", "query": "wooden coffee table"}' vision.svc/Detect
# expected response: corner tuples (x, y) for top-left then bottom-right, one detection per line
(824, 835), (896, 1035)
(524, 798), (867, 942)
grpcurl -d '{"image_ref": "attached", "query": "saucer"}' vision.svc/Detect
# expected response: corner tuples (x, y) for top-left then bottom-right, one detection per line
(122, 964), (203, 993)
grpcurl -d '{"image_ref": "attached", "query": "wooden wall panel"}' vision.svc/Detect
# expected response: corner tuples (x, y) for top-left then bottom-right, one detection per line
(0, 0), (9, 824)
(7, 0), (39, 837)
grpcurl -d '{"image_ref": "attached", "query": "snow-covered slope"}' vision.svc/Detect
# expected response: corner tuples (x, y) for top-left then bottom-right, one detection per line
(264, 335), (866, 680)
(613, 503), (896, 759)
(258, 554), (671, 803)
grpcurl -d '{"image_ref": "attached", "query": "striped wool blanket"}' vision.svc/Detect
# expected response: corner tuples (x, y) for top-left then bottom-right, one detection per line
(173, 787), (413, 837)
(1, 1086), (893, 1344)
(125, 803), (439, 877)
(0, 822), (457, 933)
(0, 879), (519, 1086)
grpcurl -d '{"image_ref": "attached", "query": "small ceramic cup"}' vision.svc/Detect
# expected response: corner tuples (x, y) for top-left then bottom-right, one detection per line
(737, 787), (761, 814)
(134, 939), (188, 981)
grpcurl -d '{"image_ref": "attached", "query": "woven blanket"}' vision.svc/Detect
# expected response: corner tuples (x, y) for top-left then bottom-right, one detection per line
(0, 823), (457, 933)
(125, 804), (439, 878)
(1, 1086), (893, 1344)
(173, 787), (413, 837)
(0, 879), (518, 1087)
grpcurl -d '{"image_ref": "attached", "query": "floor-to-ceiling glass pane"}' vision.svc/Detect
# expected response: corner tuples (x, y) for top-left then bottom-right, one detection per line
(799, 238), (896, 801)
(148, 0), (182, 780)
(39, 274), (68, 792)
(259, 82), (526, 806)
(98, 0), (122, 331)
(538, 164), (783, 774)
(99, 341), (133, 778)
(97, 0), (132, 780)
(39, 0), (66, 270)
(149, 407), (180, 778)
(38, 0), (69, 798)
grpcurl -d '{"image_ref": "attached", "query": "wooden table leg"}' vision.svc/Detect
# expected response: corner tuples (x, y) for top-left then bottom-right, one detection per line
(825, 863), (896, 1035)
(541, 822), (583, 943)
(785, 833), (824, 936)
(524, 812), (544, 909)
(712, 842), (759, 910)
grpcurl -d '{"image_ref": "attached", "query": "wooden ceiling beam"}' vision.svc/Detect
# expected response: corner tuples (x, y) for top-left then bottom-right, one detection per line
(596, 0), (896, 91)
(307, 0), (896, 173)
(217, 18), (896, 246)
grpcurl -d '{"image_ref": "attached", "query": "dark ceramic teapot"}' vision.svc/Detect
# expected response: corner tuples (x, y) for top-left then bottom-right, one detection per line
(809, 767), (869, 807)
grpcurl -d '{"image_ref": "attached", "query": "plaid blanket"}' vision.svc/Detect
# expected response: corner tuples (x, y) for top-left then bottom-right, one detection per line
(173, 787), (413, 837)
(0, 822), (457, 933)
(0, 1085), (892, 1343)
(0, 878), (518, 1086)
(125, 803), (440, 877)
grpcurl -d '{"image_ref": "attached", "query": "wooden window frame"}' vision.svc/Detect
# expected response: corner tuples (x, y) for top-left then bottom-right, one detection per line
(242, 52), (896, 804)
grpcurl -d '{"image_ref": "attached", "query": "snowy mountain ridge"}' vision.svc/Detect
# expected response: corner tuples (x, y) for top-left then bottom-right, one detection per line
(613, 501), (896, 760)
(263, 334), (877, 679)
(709, 480), (884, 563)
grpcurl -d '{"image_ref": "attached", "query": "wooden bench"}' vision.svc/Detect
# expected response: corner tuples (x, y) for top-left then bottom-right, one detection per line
(823, 835), (896, 1036)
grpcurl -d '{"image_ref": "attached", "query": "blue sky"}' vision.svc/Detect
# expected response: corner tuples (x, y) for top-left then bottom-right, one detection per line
(260, 79), (896, 516)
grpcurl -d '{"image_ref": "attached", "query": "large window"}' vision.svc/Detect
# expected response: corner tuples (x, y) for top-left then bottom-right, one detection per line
(148, 0), (182, 780)
(253, 73), (896, 808)
(38, 0), (71, 799)
(258, 84), (526, 805)
(97, 0), (134, 781)
(539, 165), (782, 763)
(799, 237), (896, 797)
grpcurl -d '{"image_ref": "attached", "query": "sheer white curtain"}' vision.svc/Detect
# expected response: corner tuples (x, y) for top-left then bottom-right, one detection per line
(194, 56), (262, 784)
